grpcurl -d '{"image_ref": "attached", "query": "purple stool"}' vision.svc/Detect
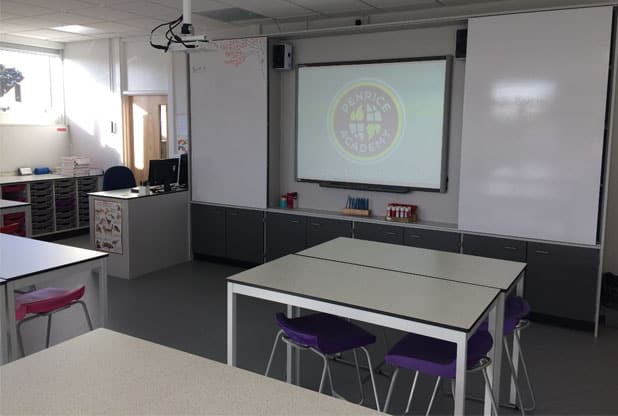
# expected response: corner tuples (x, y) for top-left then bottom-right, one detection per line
(479, 296), (535, 413)
(265, 312), (381, 411)
(383, 330), (499, 415)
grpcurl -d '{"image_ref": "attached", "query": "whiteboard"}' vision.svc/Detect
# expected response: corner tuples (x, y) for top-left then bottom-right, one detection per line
(458, 7), (611, 245)
(190, 37), (268, 208)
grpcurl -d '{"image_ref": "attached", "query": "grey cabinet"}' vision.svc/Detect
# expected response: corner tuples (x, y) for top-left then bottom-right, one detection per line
(266, 213), (307, 261)
(525, 243), (599, 324)
(307, 217), (353, 248)
(226, 208), (264, 264)
(462, 234), (526, 262)
(404, 228), (460, 253)
(191, 204), (226, 258)
(354, 222), (403, 245)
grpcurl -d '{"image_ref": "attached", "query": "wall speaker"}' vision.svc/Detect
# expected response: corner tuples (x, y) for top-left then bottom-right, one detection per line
(273, 43), (293, 70)
(456, 29), (467, 59)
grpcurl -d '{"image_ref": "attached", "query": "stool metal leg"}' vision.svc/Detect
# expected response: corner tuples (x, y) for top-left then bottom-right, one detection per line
(352, 349), (366, 405)
(318, 355), (329, 393)
(360, 346), (381, 412)
(425, 377), (442, 416)
(265, 330), (283, 377)
(404, 370), (420, 414)
(383, 367), (399, 413)
(503, 339), (526, 416)
(481, 367), (500, 416)
(76, 301), (94, 330)
(45, 314), (53, 348)
(514, 330), (536, 411)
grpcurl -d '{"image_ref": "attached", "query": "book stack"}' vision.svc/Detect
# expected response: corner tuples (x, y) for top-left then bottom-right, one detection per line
(59, 156), (90, 176)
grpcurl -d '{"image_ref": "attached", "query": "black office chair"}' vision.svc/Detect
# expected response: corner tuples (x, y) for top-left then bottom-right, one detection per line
(102, 166), (136, 191)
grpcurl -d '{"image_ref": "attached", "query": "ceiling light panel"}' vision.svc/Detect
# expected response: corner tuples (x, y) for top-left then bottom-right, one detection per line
(71, 6), (138, 21)
(224, 0), (316, 19)
(290, 0), (375, 15)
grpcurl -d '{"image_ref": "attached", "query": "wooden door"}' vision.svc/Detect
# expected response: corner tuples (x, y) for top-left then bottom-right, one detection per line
(126, 95), (168, 184)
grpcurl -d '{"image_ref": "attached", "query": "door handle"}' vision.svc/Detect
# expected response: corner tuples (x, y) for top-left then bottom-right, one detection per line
(535, 249), (550, 255)
(289, 219), (300, 224)
(310, 222), (321, 227)
(408, 234), (421, 239)
(503, 246), (518, 251)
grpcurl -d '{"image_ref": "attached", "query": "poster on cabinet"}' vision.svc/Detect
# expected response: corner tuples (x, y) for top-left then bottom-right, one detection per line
(94, 200), (123, 254)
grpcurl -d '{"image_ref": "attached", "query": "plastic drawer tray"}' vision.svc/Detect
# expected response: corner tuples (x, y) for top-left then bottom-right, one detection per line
(30, 182), (52, 191)
(1, 184), (27, 193)
(3, 212), (26, 223)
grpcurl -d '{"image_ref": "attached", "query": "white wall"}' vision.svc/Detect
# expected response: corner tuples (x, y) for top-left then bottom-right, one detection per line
(277, 26), (465, 223)
(64, 39), (123, 170)
(0, 125), (70, 173)
(123, 38), (169, 93)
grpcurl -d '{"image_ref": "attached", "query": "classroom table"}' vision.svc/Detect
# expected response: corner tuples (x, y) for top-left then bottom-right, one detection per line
(0, 278), (6, 364)
(298, 237), (527, 409)
(0, 328), (380, 415)
(0, 234), (108, 362)
(227, 254), (501, 415)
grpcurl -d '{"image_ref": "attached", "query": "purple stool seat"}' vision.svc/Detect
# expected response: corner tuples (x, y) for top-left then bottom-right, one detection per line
(385, 330), (493, 379)
(275, 312), (376, 354)
(479, 296), (531, 335)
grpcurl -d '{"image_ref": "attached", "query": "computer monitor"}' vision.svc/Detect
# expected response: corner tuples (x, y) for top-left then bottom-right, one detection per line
(178, 153), (188, 188)
(148, 158), (179, 189)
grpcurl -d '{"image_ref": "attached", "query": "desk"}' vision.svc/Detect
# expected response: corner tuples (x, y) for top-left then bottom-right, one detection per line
(0, 328), (380, 415)
(0, 234), (108, 363)
(299, 237), (527, 411)
(88, 189), (189, 279)
(227, 254), (500, 415)
(0, 279), (6, 364)
(0, 199), (31, 236)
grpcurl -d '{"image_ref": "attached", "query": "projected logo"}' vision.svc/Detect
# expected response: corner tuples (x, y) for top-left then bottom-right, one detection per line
(329, 81), (403, 160)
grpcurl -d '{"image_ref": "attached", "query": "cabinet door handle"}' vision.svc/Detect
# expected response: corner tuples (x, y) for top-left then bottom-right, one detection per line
(408, 234), (421, 239)
(229, 212), (238, 216)
(535, 249), (550, 255)
(311, 222), (321, 227)
(503, 246), (517, 251)
(289, 219), (300, 224)
(386, 231), (397, 236)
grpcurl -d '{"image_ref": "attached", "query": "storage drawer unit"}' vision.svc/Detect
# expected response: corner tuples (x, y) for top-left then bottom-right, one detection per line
(462, 234), (526, 262)
(266, 213), (307, 261)
(525, 243), (599, 325)
(54, 179), (76, 231)
(306, 217), (353, 248)
(30, 181), (54, 235)
(404, 228), (461, 253)
(354, 222), (403, 245)
(2, 212), (26, 236)
(0, 184), (28, 202)
(78, 177), (99, 227)
(226, 208), (264, 264)
(192, 204), (226, 258)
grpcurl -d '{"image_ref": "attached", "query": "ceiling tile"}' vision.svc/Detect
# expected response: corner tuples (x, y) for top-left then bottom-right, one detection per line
(110, 1), (181, 20)
(362, 0), (437, 9)
(223, 0), (316, 19)
(19, 0), (99, 12)
(0, 13), (21, 21)
(117, 16), (165, 30)
(72, 6), (139, 21)
(86, 21), (141, 32)
(16, 28), (89, 40)
(0, 1), (55, 17)
(0, 23), (37, 34)
(289, 0), (374, 15)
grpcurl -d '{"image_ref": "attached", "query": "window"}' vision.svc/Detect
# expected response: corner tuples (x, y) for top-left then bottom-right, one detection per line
(0, 46), (64, 125)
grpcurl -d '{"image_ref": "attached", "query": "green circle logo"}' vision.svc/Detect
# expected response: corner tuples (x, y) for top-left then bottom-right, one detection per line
(329, 81), (404, 160)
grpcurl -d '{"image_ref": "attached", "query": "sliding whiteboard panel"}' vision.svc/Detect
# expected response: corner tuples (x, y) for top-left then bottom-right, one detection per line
(458, 7), (611, 245)
(190, 38), (268, 208)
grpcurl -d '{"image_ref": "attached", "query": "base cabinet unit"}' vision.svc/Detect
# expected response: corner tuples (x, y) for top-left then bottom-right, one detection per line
(265, 213), (306, 261)
(404, 228), (461, 253)
(525, 243), (599, 326)
(192, 204), (226, 258)
(306, 217), (353, 248)
(226, 208), (264, 264)
(462, 234), (526, 262)
(354, 222), (404, 245)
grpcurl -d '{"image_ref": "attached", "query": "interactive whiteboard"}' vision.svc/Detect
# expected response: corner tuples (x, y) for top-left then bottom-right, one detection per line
(190, 37), (268, 208)
(458, 7), (611, 245)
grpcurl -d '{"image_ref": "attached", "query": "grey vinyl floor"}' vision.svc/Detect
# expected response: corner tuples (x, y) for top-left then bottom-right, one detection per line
(17, 233), (618, 415)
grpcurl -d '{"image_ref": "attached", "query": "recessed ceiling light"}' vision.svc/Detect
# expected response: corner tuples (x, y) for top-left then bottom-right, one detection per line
(52, 25), (102, 35)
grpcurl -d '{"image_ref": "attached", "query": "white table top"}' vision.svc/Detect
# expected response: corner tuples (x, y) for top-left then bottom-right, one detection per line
(0, 173), (88, 185)
(0, 199), (29, 209)
(229, 254), (499, 331)
(0, 234), (107, 281)
(89, 188), (188, 200)
(0, 329), (379, 416)
(299, 237), (526, 291)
